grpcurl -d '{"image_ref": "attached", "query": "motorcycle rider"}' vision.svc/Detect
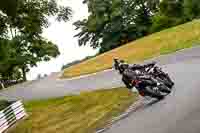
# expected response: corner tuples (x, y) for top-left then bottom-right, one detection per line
(115, 58), (173, 97)
(113, 58), (156, 74)
(117, 61), (163, 97)
(113, 58), (152, 88)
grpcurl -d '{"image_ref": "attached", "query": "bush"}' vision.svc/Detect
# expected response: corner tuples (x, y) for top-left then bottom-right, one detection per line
(150, 13), (183, 33)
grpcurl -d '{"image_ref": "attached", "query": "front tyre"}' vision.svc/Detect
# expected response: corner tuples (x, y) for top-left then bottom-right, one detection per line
(162, 74), (174, 88)
(145, 86), (165, 100)
(157, 95), (164, 100)
(158, 84), (171, 94)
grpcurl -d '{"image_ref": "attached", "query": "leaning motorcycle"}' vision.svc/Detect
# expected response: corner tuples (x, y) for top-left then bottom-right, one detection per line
(144, 64), (174, 88)
(113, 59), (173, 99)
(122, 69), (171, 100)
(123, 61), (174, 89)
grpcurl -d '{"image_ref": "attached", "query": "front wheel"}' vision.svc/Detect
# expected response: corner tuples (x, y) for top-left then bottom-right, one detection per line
(145, 86), (165, 100)
(157, 95), (164, 100)
(158, 84), (171, 94)
(160, 75), (174, 88)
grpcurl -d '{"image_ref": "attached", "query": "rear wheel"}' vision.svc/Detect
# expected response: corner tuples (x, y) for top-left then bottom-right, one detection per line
(122, 76), (133, 89)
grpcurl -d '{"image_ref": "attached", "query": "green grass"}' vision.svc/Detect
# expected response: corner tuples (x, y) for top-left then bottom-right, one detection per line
(8, 88), (138, 133)
(62, 19), (200, 78)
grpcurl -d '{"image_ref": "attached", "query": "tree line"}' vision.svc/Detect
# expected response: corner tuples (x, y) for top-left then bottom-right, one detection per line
(61, 55), (96, 70)
(74, 0), (200, 53)
(0, 0), (71, 86)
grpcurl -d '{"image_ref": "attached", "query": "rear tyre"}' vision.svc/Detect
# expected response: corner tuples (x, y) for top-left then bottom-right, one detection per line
(122, 76), (133, 89)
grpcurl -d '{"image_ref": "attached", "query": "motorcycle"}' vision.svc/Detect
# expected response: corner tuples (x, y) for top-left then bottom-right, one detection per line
(114, 59), (174, 89)
(113, 59), (173, 99)
(144, 64), (174, 88)
(122, 69), (171, 100)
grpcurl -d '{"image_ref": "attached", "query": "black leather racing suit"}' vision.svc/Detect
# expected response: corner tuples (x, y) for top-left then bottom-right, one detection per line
(121, 62), (156, 90)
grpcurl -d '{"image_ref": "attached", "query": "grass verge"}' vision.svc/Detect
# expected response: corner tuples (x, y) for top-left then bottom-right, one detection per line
(62, 19), (200, 78)
(8, 88), (138, 133)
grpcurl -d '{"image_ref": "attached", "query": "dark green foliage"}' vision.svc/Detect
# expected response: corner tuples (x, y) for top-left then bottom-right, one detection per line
(159, 0), (184, 17)
(62, 55), (96, 70)
(0, 0), (71, 83)
(183, 0), (200, 20)
(62, 60), (82, 70)
(150, 0), (185, 32)
(74, 0), (160, 53)
(0, 0), (17, 17)
(151, 0), (200, 33)
(75, 0), (200, 53)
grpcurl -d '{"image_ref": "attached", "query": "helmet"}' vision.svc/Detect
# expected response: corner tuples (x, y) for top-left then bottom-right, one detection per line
(118, 63), (129, 74)
(120, 63), (129, 69)
(113, 58), (129, 73)
(113, 58), (120, 70)
(113, 58), (118, 63)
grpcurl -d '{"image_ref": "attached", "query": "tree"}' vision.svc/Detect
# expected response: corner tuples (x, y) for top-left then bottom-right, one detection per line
(74, 0), (160, 53)
(0, 0), (18, 16)
(0, 39), (16, 80)
(0, 0), (72, 81)
(61, 55), (96, 70)
(150, 0), (185, 33)
(183, 0), (200, 20)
